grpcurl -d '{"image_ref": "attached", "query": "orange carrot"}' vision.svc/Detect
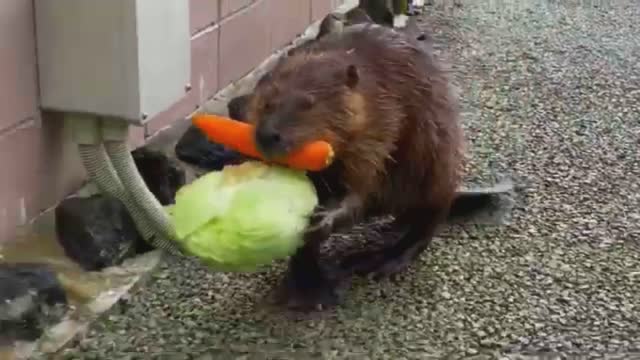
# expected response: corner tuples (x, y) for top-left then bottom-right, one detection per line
(192, 113), (334, 171)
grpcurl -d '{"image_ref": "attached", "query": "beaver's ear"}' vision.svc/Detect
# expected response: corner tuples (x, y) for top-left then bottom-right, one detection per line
(345, 64), (359, 88)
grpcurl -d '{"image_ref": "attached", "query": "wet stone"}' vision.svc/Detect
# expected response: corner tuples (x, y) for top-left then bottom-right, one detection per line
(174, 95), (252, 171)
(0, 263), (68, 344)
(174, 125), (244, 171)
(132, 147), (185, 206)
(54, 194), (142, 271)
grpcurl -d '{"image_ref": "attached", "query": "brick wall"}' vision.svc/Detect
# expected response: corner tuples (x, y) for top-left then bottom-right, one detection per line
(0, 0), (344, 244)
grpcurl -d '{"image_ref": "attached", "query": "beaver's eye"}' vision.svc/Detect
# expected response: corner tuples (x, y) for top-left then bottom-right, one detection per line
(263, 102), (273, 112)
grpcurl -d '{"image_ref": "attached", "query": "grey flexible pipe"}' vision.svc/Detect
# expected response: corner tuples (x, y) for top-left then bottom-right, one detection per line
(104, 140), (181, 254)
(77, 143), (158, 243)
(72, 115), (182, 255)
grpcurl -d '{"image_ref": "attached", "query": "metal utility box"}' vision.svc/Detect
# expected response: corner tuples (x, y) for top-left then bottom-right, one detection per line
(34, 0), (191, 125)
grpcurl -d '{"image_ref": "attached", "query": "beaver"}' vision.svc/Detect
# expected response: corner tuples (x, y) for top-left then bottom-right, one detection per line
(244, 22), (465, 310)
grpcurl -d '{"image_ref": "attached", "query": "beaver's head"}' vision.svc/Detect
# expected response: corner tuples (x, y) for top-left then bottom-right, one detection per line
(246, 53), (361, 160)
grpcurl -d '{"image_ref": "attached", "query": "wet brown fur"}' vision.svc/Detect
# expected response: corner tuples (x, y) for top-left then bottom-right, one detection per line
(246, 23), (465, 310)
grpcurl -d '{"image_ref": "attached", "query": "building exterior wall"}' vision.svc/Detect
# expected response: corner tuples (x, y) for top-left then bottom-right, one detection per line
(0, 0), (344, 243)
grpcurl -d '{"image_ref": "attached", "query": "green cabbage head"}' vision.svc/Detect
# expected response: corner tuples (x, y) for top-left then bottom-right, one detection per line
(168, 161), (318, 272)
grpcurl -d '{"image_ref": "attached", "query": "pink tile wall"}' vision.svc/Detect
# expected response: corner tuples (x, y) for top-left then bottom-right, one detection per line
(190, 0), (219, 34)
(269, 0), (312, 51)
(218, 0), (272, 88)
(312, 0), (335, 22)
(0, 115), (88, 243)
(0, 0), (39, 130)
(0, 0), (337, 244)
(221, 0), (255, 18)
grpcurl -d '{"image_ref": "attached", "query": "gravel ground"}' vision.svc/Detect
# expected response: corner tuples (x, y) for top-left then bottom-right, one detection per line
(59, 0), (639, 358)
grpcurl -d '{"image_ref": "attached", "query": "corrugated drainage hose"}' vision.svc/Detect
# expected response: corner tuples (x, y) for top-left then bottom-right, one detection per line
(70, 114), (182, 255)
(104, 143), (180, 254)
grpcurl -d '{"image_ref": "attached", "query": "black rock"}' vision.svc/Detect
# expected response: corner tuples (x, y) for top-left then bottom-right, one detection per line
(175, 94), (254, 171)
(132, 148), (185, 206)
(54, 194), (143, 271)
(357, 0), (394, 26)
(0, 263), (68, 343)
(174, 126), (245, 171)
